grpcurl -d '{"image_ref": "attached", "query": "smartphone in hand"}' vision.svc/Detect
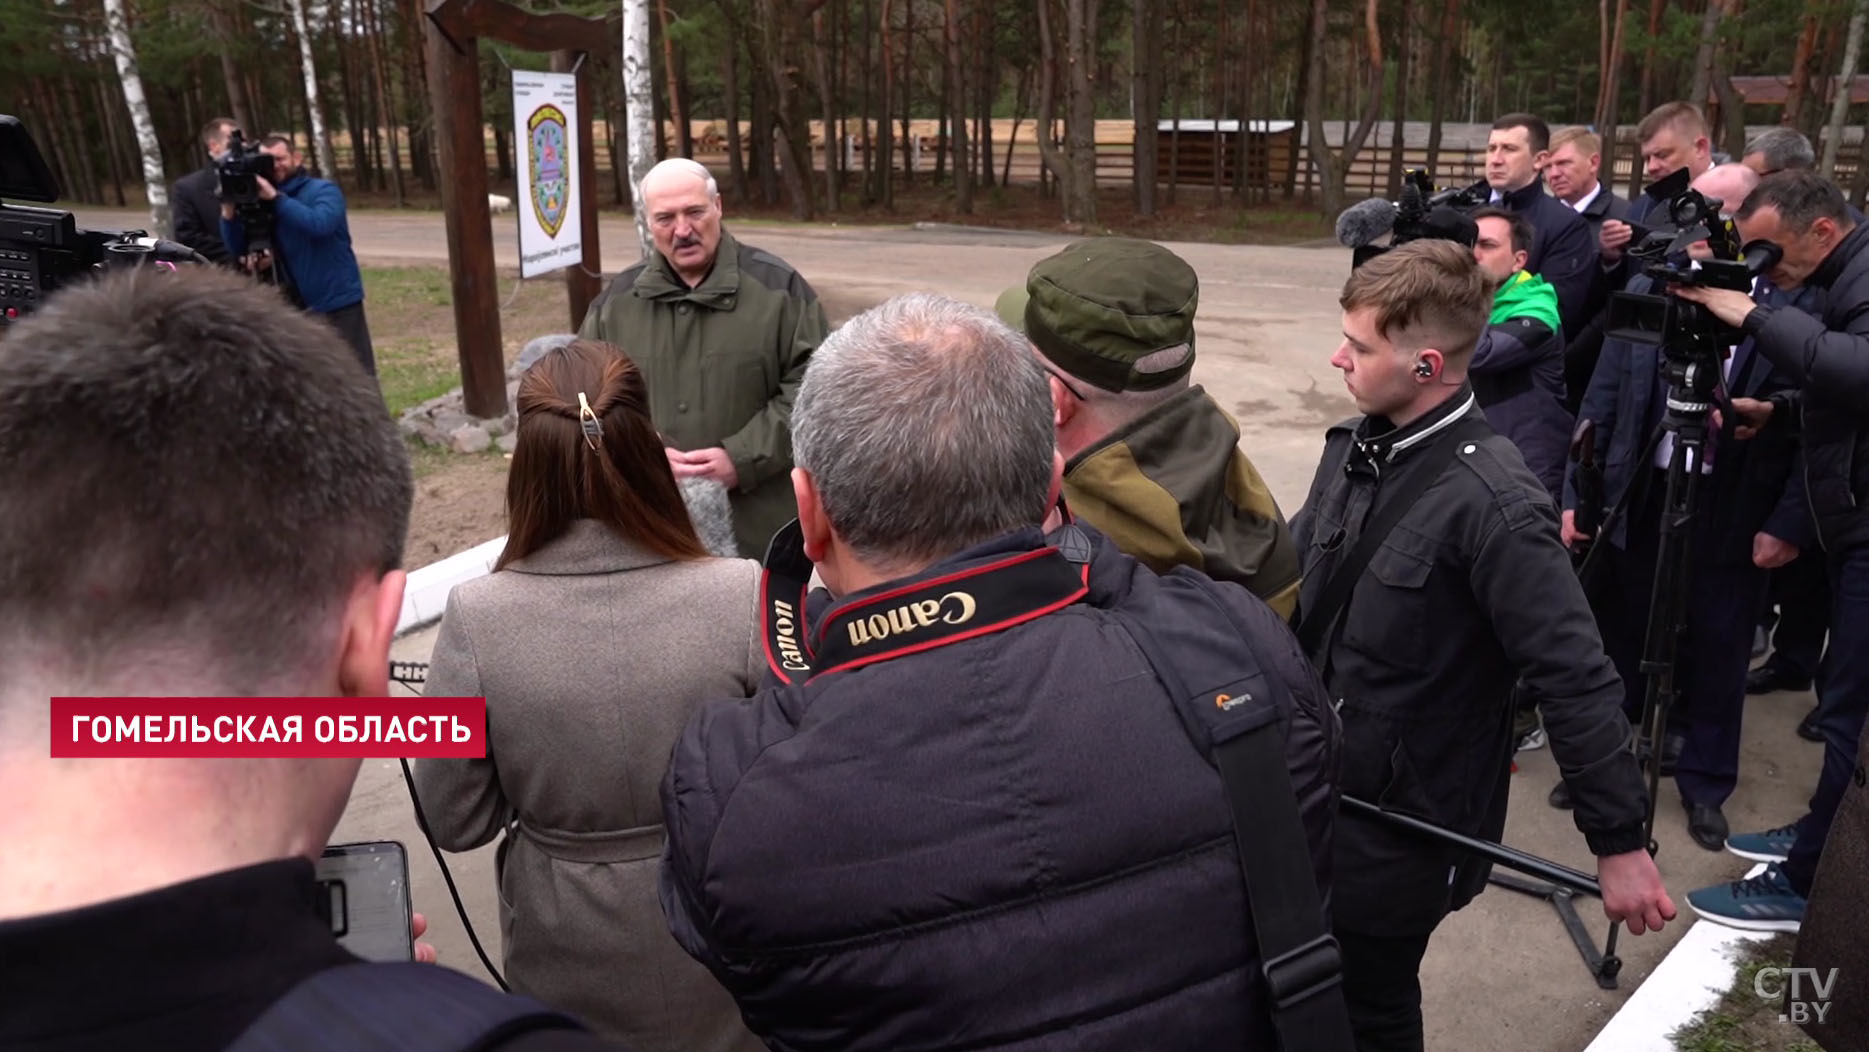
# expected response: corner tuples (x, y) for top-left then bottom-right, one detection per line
(314, 841), (414, 962)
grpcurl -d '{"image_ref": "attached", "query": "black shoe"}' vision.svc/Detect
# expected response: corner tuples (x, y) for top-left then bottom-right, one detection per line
(1798, 706), (1823, 743)
(1549, 781), (1573, 810)
(1688, 802), (1730, 852)
(1748, 665), (1814, 695)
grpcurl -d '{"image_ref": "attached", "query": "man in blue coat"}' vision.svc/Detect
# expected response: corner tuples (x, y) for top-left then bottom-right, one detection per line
(1479, 113), (1596, 340)
(221, 134), (374, 375)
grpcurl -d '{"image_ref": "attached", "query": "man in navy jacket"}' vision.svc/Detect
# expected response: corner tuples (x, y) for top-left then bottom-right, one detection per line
(221, 135), (374, 376)
(1479, 113), (1596, 340)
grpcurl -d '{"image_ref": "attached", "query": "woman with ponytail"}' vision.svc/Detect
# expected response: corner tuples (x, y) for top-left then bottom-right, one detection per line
(414, 340), (763, 1052)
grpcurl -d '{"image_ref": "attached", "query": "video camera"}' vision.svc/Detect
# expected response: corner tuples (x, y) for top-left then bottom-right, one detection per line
(1336, 169), (1491, 268)
(216, 130), (277, 254)
(1604, 167), (1782, 363)
(0, 115), (205, 330)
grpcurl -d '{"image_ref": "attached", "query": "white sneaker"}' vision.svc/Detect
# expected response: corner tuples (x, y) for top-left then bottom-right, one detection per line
(1516, 727), (1547, 752)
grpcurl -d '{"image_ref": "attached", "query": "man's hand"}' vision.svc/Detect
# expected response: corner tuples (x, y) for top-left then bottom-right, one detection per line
(1561, 508), (1593, 549)
(221, 202), (236, 221)
(1754, 532), (1800, 569)
(668, 446), (738, 490)
(1600, 220), (1633, 262)
(1728, 396), (1775, 439)
(1597, 849), (1676, 935)
(1670, 284), (1758, 329)
(255, 175), (277, 202)
(411, 911), (438, 964)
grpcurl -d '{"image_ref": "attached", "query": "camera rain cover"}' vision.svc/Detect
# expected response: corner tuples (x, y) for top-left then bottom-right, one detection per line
(0, 116), (62, 203)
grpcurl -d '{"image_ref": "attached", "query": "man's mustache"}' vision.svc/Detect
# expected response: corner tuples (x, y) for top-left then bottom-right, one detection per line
(673, 234), (704, 250)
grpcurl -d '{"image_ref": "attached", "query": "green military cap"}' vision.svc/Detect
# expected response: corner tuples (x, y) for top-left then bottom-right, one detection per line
(1005, 237), (1198, 393)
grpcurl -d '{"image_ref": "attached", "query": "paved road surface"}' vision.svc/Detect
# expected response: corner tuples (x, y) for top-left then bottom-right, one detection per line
(72, 205), (1822, 1051)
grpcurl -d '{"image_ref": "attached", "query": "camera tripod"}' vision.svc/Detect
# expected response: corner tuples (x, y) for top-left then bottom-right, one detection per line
(1491, 345), (1724, 990)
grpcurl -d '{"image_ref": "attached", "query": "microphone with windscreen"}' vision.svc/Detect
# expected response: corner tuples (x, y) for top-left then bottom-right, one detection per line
(1336, 198), (1399, 249)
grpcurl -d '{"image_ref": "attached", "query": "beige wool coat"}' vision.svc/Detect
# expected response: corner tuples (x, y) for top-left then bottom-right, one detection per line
(414, 519), (765, 1052)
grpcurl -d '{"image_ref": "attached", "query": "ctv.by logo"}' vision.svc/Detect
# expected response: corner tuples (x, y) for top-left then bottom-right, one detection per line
(1754, 966), (1840, 1024)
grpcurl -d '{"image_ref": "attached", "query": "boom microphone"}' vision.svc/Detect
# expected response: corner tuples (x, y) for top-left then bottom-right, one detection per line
(1336, 197), (1399, 249)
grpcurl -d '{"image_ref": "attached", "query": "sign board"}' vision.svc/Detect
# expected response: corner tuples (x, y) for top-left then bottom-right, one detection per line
(512, 71), (581, 278)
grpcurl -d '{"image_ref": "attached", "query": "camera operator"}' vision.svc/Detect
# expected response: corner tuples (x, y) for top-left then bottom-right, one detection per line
(1670, 171), (1869, 932)
(1480, 113), (1596, 338)
(661, 294), (1346, 1051)
(0, 268), (617, 1050)
(170, 117), (239, 266)
(1557, 164), (1810, 854)
(1292, 240), (1671, 1052)
(219, 134), (375, 376)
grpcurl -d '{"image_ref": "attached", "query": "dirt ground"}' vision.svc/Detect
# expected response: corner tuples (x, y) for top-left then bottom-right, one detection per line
(73, 205), (1832, 1051)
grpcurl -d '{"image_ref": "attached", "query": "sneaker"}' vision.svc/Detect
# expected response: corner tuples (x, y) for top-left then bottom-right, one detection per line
(1726, 822), (1800, 863)
(1686, 863), (1806, 932)
(1516, 727), (1547, 752)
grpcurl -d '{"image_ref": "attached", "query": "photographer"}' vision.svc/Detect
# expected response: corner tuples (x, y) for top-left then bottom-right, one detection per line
(220, 134), (374, 376)
(1558, 164), (1808, 853)
(1671, 171), (1869, 932)
(1292, 240), (1670, 1052)
(170, 117), (239, 266)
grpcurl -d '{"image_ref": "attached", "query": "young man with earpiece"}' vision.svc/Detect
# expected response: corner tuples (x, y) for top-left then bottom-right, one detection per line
(1288, 240), (1674, 1052)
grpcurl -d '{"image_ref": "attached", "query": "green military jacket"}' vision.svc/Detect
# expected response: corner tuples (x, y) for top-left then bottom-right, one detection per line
(580, 231), (826, 558)
(1063, 385), (1301, 619)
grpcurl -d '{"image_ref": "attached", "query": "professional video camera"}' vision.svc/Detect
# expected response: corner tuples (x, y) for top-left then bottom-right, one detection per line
(1335, 168), (1491, 266)
(216, 129), (277, 254)
(1603, 167), (1783, 363)
(0, 114), (205, 331)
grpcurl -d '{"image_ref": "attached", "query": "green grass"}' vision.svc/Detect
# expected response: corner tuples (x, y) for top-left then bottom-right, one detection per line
(366, 266), (466, 417)
(1671, 935), (1819, 1052)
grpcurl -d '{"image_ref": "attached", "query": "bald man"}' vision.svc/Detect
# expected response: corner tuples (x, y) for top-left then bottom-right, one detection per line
(580, 159), (827, 557)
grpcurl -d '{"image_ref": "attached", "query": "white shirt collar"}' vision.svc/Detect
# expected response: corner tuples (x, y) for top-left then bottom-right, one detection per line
(1569, 182), (1603, 214)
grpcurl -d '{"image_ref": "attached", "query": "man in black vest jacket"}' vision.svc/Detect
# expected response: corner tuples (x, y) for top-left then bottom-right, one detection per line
(660, 292), (1345, 1052)
(169, 117), (239, 266)
(1673, 171), (1869, 934)
(1293, 241), (1673, 1052)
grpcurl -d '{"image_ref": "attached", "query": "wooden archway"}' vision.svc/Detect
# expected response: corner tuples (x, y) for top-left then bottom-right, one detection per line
(425, 0), (609, 418)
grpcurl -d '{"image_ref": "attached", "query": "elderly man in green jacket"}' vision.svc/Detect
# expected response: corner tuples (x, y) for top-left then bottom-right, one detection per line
(580, 158), (827, 557)
(998, 237), (1301, 618)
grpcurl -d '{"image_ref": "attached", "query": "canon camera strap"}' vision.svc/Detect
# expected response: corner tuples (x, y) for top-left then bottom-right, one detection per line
(758, 520), (1089, 683)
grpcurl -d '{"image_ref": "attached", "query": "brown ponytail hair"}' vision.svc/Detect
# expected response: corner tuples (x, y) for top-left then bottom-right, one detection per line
(496, 339), (708, 570)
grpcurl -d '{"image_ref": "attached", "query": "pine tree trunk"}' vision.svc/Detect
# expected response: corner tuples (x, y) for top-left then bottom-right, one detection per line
(900, 0), (914, 187)
(658, 0), (692, 156)
(1689, 0), (1723, 114)
(814, 6), (838, 211)
(1064, 0), (1099, 225)
(877, 0), (896, 206)
(1385, 0), (1413, 198)
(1424, 0), (1458, 173)
(101, 0), (169, 231)
(1305, 0), (1383, 217)
(406, 0), (436, 190)
(1784, 7), (1820, 127)
(1035, 0), (1070, 208)
(210, 1), (256, 132)
(365, 0), (405, 204)
(721, 0), (749, 201)
(1823, 0), (1869, 177)
(947, 0), (972, 211)
(1594, 0), (1628, 141)
(625, 0), (658, 256)
(93, 77), (131, 206)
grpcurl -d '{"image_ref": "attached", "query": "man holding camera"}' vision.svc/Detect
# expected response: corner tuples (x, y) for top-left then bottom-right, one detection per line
(1293, 239), (1670, 1052)
(0, 268), (616, 1049)
(170, 117), (239, 266)
(1558, 164), (1809, 853)
(1669, 171), (1869, 931)
(220, 134), (374, 376)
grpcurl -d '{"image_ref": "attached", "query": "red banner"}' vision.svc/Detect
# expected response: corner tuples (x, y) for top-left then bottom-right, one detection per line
(50, 698), (487, 758)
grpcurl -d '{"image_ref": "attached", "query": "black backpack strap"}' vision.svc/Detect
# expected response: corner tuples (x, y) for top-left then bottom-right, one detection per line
(1115, 575), (1353, 1052)
(1294, 419), (1490, 661)
(228, 962), (583, 1052)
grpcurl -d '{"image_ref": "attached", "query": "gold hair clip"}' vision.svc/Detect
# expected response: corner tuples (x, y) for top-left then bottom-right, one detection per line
(577, 392), (602, 450)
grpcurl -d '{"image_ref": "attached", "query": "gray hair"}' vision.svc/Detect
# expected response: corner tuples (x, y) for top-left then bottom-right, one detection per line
(1070, 344), (1193, 425)
(642, 157), (720, 200)
(792, 293), (1056, 566)
(1743, 127), (1816, 173)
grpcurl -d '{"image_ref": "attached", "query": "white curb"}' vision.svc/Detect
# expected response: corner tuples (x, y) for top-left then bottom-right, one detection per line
(395, 535), (506, 636)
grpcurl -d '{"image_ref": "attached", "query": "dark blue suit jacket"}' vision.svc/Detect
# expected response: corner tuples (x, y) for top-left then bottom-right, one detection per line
(1564, 280), (1813, 561)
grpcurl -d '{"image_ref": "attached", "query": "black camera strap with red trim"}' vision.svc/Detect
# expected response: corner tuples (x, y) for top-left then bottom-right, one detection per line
(758, 519), (1089, 684)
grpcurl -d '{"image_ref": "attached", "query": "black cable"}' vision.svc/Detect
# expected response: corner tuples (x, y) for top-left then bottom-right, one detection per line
(389, 661), (511, 992)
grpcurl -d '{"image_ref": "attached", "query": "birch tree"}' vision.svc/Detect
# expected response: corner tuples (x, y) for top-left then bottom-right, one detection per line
(624, 0), (657, 259)
(100, 0), (168, 235)
(286, 0), (339, 178)
(1824, 0), (1869, 178)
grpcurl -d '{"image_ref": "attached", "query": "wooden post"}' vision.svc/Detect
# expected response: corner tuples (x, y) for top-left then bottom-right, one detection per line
(554, 48), (603, 331)
(426, 9), (505, 419)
